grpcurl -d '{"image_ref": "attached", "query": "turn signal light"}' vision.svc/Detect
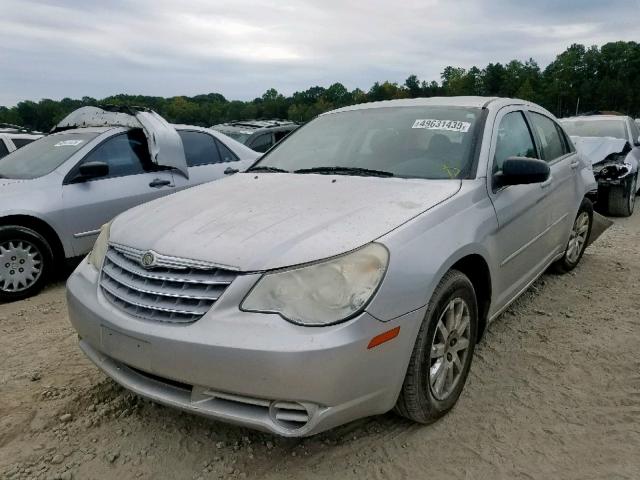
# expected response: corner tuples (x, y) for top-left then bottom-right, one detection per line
(367, 326), (400, 349)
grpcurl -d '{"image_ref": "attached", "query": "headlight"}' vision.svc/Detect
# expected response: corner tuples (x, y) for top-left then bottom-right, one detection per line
(88, 221), (112, 270)
(242, 243), (389, 326)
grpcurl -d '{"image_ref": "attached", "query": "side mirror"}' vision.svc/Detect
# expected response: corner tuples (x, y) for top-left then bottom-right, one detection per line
(494, 157), (550, 189)
(224, 166), (239, 175)
(76, 161), (109, 181)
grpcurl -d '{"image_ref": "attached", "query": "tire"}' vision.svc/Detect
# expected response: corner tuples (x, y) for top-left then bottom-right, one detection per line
(607, 175), (636, 217)
(553, 198), (593, 273)
(0, 226), (53, 302)
(395, 270), (478, 424)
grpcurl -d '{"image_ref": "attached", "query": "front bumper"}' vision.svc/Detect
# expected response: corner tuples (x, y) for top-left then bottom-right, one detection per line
(66, 260), (423, 436)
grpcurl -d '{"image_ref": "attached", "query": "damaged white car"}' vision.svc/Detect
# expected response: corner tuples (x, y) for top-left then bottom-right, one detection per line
(0, 106), (258, 300)
(561, 115), (640, 216)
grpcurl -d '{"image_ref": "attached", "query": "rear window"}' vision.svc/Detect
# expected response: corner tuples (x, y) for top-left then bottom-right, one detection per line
(12, 138), (36, 149)
(178, 131), (221, 166)
(561, 119), (628, 141)
(214, 130), (251, 144)
(0, 132), (99, 179)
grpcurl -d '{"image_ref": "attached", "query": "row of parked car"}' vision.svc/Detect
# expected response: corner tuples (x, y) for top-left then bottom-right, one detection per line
(1, 98), (636, 437)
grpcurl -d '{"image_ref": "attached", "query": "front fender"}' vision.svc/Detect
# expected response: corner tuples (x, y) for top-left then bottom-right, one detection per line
(367, 180), (497, 322)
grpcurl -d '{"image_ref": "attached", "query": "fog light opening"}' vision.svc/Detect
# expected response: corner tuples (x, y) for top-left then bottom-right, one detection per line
(269, 401), (310, 430)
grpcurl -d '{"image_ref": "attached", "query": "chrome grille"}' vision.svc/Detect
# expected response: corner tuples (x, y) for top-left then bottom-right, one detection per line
(100, 245), (237, 323)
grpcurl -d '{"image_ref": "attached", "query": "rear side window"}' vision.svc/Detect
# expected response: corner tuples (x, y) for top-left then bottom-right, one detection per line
(556, 124), (574, 153)
(493, 111), (537, 173)
(0, 141), (8, 159)
(179, 131), (221, 167)
(81, 130), (148, 178)
(12, 138), (35, 149)
(250, 133), (273, 153)
(529, 113), (566, 162)
(215, 139), (238, 163)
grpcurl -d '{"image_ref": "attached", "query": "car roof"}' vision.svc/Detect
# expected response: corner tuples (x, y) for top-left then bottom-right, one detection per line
(1, 133), (43, 139)
(561, 115), (630, 122)
(324, 96), (540, 115)
(211, 119), (298, 133)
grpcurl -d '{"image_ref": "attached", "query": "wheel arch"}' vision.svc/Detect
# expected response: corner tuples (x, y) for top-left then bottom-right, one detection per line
(449, 254), (492, 340)
(0, 215), (66, 265)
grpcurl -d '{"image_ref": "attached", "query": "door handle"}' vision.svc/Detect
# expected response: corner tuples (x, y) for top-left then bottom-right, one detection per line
(540, 176), (553, 189)
(570, 159), (580, 169)
(149, 178), (171, 188)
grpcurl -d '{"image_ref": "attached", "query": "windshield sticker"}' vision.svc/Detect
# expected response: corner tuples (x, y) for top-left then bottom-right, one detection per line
(412, 119), (471, 133)
(442, 164), (461, 179)
(54, 140), (84, 147)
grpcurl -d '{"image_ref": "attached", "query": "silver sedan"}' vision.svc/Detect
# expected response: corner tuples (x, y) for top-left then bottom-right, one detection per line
(0, 106), (258, 300)
(67, 97), (597, 436)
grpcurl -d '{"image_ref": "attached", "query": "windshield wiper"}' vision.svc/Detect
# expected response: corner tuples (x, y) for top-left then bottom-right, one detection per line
(246, 165), (289, 173)
(294, 166), (394, 177)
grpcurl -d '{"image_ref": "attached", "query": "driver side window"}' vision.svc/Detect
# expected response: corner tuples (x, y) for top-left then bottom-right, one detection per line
(80, 130), (149, 179)
(493, 111), (537, 173)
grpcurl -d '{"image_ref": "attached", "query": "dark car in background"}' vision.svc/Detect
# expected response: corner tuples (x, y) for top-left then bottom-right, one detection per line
(211, 120), (299, 152)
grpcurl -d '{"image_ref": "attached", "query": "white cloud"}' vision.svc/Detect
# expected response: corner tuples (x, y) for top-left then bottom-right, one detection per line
(0, 0), (638, 106)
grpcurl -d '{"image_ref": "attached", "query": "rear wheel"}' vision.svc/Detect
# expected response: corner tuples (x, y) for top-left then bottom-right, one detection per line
(395, 270), (478, 423)
(0, 226), (53, 302)
(607, 174), (636, 217)
(553, 198), (593, 273)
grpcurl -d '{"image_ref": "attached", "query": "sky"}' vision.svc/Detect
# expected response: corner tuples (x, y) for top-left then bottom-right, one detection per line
(1, 0), (639, 107)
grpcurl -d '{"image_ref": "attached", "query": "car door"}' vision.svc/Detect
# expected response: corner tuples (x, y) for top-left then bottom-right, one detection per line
(61, 130), (176, 255)
(487, 108), (556, 311)
(174, 130), (242, 189)
(527, 111), (580, 253)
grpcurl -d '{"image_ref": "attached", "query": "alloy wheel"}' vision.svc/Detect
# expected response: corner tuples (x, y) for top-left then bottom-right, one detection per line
(0, 240), (43, 292)
(429, 297), (472, 401)
(566, 212), (590, 264)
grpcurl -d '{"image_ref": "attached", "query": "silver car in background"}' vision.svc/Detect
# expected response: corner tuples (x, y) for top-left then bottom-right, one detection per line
(0, 106), (258, 300)
(561, 115), (640, 216)
(0, 123), (43, 158)
(67, 97), (596, 436)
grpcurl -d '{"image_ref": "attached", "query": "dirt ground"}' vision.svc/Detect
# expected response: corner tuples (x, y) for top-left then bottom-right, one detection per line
(1, 212), (639, 480)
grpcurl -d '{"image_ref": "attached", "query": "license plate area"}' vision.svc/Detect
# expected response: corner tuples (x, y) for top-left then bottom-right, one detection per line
(100, 326), (151, 371)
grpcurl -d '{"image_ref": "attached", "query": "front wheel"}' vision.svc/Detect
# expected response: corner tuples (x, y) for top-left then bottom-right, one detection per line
(607, 174), (636, 217)
(0, 226), (53, 302)
(553, 198), (593, 273)
(395, 270), (478, 424)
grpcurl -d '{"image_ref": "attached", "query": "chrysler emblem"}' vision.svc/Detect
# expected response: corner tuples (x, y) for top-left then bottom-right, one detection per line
(140, 251), (156, 268)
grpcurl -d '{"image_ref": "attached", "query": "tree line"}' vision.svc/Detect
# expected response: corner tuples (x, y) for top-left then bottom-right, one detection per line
(1, 41), (639, 132)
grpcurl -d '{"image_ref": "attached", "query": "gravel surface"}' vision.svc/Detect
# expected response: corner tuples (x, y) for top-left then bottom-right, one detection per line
(1, 212), (639, 480)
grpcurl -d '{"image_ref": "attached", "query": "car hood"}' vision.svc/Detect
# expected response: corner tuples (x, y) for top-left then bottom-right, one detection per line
(110, 173), (461, 271)
(54, 106), (189, 177)
(570, 136), (628, 166)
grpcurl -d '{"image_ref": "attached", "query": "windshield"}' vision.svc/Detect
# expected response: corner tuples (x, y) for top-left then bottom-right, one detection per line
(0, 132), (99, 179)
(561, 119), (628, 141)
(254, 106), (482, 179)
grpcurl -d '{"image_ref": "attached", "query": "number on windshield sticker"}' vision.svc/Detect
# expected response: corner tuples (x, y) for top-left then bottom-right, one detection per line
(412, 119), (471, 133)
